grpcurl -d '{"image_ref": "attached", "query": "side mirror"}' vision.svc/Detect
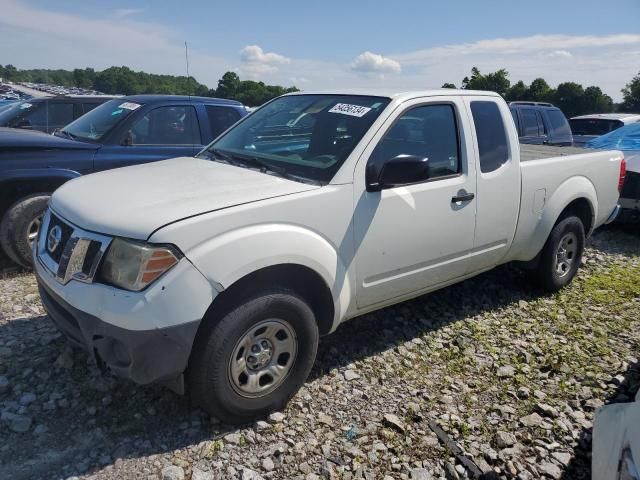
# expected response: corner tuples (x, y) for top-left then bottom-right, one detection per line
(367, 154), (430, 192)
(16, 120), (32, 129)
(121, 130), (133, 146)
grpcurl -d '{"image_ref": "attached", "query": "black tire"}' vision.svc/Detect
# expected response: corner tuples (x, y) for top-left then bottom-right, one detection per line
(0, 194), (50, 269)
(188, 289), (319, 424)
(529, 215), (585, 292)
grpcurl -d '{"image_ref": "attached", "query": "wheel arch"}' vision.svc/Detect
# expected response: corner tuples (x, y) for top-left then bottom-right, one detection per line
(199, 263), (336, 337)
(0, 170), (80, 217)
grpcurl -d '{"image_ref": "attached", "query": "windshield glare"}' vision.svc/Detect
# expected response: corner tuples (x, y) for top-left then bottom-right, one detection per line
(0, 101), (41, 127)
(62, 99), (141, 142)
(203, 94), (390, 183)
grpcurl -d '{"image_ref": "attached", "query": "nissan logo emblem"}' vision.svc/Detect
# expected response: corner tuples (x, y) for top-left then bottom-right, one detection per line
(47, 225), (62, 253)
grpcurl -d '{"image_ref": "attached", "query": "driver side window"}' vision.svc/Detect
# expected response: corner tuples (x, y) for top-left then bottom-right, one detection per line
(126, 106), (200, 145)
(369, 104), (460, 183)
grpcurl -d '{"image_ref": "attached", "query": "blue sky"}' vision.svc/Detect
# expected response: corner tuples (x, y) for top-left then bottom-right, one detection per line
(1, 0), (639, 99)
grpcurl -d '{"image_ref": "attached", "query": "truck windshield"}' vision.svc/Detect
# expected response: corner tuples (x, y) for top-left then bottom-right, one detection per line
(0, 101), (44, 128)
(202, 94), (391, 184)
(60, 99), (141, 142)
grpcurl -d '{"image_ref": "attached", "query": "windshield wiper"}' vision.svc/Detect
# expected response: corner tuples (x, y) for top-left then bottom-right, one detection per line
(205, 148), (319, 185)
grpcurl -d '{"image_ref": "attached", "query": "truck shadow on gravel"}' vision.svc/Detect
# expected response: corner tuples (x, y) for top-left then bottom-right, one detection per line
(0, 227), (638, 480)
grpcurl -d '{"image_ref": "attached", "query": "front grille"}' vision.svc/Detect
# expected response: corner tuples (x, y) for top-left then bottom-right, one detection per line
(621, 171), (640, 200)
(37, 209), (112, 285)
(46, 214), (74, 262)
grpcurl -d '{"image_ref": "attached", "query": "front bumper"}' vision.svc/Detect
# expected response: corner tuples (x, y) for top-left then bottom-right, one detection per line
(35, 250), (216, 389)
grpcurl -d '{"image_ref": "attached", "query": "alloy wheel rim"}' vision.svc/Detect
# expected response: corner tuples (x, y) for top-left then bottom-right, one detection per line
(555, 232), (578, 277)
(228, 319), (297, 398)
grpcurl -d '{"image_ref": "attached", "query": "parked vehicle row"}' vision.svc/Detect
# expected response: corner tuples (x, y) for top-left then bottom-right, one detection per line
(0, 94), (247, 267)
(0, 82), (32, 101)
(32, 89), (624, 423)
(0, 95), (115, 133)
(19, 81), (105, 97)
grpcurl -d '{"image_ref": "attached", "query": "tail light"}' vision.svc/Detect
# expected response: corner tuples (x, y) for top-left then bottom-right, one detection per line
(619, 158), (626, 194)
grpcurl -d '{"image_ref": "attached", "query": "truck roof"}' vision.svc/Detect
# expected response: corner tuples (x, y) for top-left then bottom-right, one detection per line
(285, 89), (502, 102)
(571, 113), (640, 122)
(121, 94), (243, 106)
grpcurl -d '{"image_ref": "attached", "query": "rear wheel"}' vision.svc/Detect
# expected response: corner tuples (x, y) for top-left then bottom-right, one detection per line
(529, 215), (585, 292)
(188, 289), (319, 424)
(0, 194), (50, 269)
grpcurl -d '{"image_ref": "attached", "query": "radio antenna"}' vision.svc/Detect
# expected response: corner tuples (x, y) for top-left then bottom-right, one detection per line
(184, 41), (191, 95)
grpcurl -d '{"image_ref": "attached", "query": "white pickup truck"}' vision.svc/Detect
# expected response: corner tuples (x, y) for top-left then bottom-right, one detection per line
(34, 89), (624, 423)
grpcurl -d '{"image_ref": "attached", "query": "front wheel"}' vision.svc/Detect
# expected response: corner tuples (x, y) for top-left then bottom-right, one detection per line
(0, 194), (50, 269)
(188, 289), (319, 424)
(529, 215), (585, 292)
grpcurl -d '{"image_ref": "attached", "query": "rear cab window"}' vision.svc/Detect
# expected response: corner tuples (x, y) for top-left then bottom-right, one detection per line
(470, 101), (510, 173)
(545, 109), (571, 136)
(519, 109), (539, 137)
(570, 118), (624, 136)
(206, 106), (242, 139)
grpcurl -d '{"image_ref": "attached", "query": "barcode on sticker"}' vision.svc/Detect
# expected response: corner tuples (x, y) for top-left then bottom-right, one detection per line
(118, 102), (141, 111)
(328, 103), (372, 117)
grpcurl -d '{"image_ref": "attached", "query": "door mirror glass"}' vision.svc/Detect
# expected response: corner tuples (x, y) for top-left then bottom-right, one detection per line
(370, 154), (430, 191)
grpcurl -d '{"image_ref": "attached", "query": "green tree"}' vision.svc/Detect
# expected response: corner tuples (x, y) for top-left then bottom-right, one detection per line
(621, 71), (640, 112)
(507, 80), (529, 101)
(554, 82), (585, 117)
(215, 72), (241, 99)
(461, 67), (511, 97)
(581, 86), (614, 114)
(528, 78), (554, 103)
(441, 83), (456, 89)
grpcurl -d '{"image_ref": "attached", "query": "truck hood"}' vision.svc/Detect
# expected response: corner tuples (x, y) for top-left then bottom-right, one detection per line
(51, 157), (320, 239)
(0, 127), (97, 150)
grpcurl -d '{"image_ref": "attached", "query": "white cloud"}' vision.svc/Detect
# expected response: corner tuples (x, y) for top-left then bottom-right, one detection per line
(114, 8), (144, 17)
(0, 0), (228, 87)
(351, 51), (401, 75)
(240, 45), (290, 66)
(546, 50), (572, 58)
(237, 45), (291, 78)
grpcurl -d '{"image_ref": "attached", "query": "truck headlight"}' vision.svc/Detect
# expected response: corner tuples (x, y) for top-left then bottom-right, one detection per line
(99, 238), (181, 291)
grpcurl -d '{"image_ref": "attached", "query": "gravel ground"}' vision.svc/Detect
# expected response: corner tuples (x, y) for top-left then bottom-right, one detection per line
(0, 225), (638, 480)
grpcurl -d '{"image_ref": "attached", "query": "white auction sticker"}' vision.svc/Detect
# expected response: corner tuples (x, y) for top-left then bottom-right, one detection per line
(328, 103), (372, 117)
(118, 102), (141, 111)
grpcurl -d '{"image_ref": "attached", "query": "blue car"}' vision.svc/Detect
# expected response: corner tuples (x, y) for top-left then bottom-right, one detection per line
(585, 123), (640, 222)
(0, 95), (247, 267)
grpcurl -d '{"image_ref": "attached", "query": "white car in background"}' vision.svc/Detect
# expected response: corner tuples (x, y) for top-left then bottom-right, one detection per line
(571, 113), (640, 147)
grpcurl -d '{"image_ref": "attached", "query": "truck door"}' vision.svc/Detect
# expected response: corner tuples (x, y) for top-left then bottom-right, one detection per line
(353, 97), (477, 308)
(94, 104), (202, 172)
(464, 97), (520, 272)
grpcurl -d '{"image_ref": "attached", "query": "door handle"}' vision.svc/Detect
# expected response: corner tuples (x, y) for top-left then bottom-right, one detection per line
(451, 192), (475, 203)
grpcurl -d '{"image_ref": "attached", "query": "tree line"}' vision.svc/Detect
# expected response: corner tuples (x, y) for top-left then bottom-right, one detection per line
(0, 65), (298, 107)
(1, 63), (639, 114)
(443, 67), (640, 117)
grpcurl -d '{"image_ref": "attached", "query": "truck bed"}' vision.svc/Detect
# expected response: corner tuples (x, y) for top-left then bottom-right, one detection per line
(520, 144), (589, 162)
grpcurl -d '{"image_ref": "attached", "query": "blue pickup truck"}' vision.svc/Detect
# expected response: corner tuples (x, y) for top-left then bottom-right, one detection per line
(0, 94), (247, 267)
